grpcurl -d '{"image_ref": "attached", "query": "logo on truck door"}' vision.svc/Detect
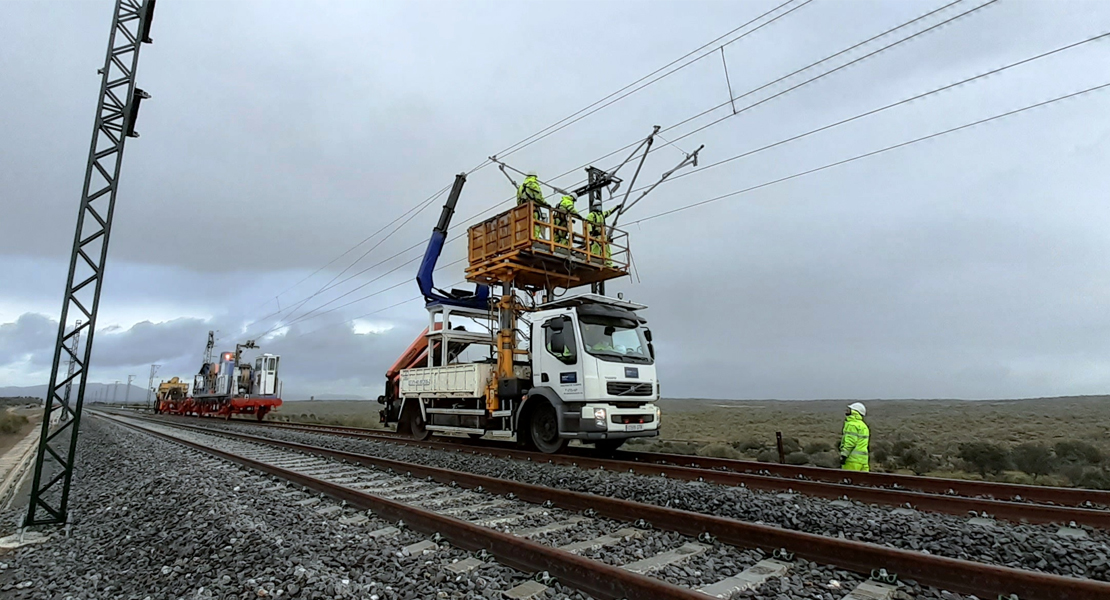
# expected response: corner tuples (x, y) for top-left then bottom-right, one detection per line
(560, 372), (577, 384)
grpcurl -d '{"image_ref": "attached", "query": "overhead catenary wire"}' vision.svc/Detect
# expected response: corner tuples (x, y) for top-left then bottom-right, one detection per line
(244, 182), (451, 320)
(295, 31), (1105, 332)
(249, 0), (995, 334)
(623, 81), (1110, 227)
(241, 2), (815, 327)
(620, 0), (1001, 166)
(526, 0), (978, 200)
(612, 30), (1110, 198)
(455, 0), (983, 228)
(279, 257), (467, 333)
(253, 189), (447, 331)
(291, 280), (468, 340)
(558, 0), (996, 198)
(483, 0), (815, 165)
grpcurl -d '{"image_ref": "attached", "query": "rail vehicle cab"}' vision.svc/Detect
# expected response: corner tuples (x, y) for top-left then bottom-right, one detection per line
(253, 354), (280, 396)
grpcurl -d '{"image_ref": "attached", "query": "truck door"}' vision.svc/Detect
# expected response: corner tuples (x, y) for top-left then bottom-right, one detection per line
(535, 315), (585, 401)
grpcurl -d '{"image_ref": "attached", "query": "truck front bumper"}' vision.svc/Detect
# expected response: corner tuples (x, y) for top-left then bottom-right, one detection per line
(558, 402), (660, 440)
(560, 429), (660, 441)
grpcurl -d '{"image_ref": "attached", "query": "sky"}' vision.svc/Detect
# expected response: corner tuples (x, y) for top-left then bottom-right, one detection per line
(2, 0), (1110, 400)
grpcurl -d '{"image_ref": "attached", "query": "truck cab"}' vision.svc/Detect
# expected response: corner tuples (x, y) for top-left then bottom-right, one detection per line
(526, 294), (660, 451)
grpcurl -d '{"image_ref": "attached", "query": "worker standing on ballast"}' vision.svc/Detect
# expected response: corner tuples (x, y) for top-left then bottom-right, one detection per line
(839, 402), (870, 472)
(517, 172), (549, 240)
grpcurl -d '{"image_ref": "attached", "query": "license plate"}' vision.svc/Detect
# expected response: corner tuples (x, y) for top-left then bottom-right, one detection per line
(625, 423), (644, 431)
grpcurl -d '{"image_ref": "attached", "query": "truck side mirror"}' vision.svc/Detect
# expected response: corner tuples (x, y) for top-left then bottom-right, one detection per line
(648, 342), (655, 360)
(549, 330), (566, 355)
(643, 328), (653, 342)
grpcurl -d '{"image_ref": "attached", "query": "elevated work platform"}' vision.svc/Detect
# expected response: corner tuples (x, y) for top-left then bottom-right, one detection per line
(466, 202), (629, 290)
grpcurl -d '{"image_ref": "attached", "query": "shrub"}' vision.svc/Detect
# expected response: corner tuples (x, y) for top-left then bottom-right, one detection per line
(1011, 443), (1054, 479)
(803, 441), (832, 454)
(697, 443), (740, 460)
(1054, 440), (1102, 465)
(785, 451), (810, 465)
(1075, 468), (1110, 490)
(664, 442), (699, 456)
(732, 437), (765, 452)
(811, 450), (841, 469)
(897, 446), (937, 475)
(959, 442), (1011, 476)
(756, 449), (779, 463)
(891, 440), (916, 455)
(780, 437), (802, 454)
(0, 413), (28, 434)
(870, 440), (891, 465)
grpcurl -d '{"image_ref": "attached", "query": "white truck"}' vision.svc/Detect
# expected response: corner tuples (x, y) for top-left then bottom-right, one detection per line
(380, 293), (660, 453)
(378, 170), (672, 453)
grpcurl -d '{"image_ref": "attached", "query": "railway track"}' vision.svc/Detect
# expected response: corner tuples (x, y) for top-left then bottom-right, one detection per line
(170, 414), (1110, 528)
(100, 410), (1110, 600)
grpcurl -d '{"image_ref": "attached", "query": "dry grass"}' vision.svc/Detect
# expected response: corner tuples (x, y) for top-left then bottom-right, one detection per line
(651, 396), (1110, 455)
(267, 399), (387, 429)
(265, 396), (1110, 488)
(0, 412), (28, 435)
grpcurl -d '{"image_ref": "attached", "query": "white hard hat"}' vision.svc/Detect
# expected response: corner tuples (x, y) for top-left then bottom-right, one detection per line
(848, 402), (866, 416)
(526, 170), (537, 177)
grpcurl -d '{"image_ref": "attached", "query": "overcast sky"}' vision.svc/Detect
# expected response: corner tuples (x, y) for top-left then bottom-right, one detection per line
(2, 0), (1109, 400)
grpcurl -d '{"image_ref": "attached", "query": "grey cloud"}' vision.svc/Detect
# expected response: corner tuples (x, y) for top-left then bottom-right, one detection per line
(0, 313), (56, 367)
(4, 1), (1110, 400)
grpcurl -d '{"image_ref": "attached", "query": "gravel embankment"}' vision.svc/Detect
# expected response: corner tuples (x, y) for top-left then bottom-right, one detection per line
(194, 419), (1110, 583)
(0, 418), (585, 600)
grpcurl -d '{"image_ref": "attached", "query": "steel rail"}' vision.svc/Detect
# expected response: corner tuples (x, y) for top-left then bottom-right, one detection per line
(119, 414), (1110, 600)
(199, 417), (1110, 527)
(97, 413), (706, 600)
(265, 419), (1110, 507)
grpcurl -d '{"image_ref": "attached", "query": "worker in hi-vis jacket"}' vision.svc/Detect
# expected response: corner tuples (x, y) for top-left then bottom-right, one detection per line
(839, 402), (870, 472)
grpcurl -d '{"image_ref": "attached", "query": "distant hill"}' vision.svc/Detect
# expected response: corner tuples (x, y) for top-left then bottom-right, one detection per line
(0, 383), (151, 403)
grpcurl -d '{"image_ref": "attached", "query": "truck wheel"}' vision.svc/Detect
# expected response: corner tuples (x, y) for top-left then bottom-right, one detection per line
(528, 402), (567, 454)
(595, 439), (625, 454)
(403, 403), (431, 441)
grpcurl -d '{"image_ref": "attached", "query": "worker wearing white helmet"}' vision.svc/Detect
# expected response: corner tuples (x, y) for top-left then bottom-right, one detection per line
(839, 402), (870, 472)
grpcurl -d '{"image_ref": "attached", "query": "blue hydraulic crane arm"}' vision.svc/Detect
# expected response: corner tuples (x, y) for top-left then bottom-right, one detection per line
(417, 173), (490, 309)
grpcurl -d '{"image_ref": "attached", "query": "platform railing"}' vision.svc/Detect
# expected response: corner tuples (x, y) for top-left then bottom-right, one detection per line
(467, 202), (629, 272)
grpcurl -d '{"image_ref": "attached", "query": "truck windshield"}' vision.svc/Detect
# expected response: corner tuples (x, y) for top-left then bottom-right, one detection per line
(579, 319), (652, 364)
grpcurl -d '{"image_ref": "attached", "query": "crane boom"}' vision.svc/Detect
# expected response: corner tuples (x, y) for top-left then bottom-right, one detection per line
(416, 173), (490, 309)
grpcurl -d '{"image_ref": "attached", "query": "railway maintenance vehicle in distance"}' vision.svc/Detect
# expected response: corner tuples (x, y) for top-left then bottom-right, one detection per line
(159, 333), (283, 420)
(152, 376), (189, 414)
(378, 142), (697, 452)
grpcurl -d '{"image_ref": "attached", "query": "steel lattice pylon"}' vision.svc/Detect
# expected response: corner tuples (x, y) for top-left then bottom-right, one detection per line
(26, 0), (155, 527)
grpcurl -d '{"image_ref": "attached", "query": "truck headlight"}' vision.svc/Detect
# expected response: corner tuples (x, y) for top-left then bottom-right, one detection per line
(594, 407), (607, 429)
(655, 406), (661, 424)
